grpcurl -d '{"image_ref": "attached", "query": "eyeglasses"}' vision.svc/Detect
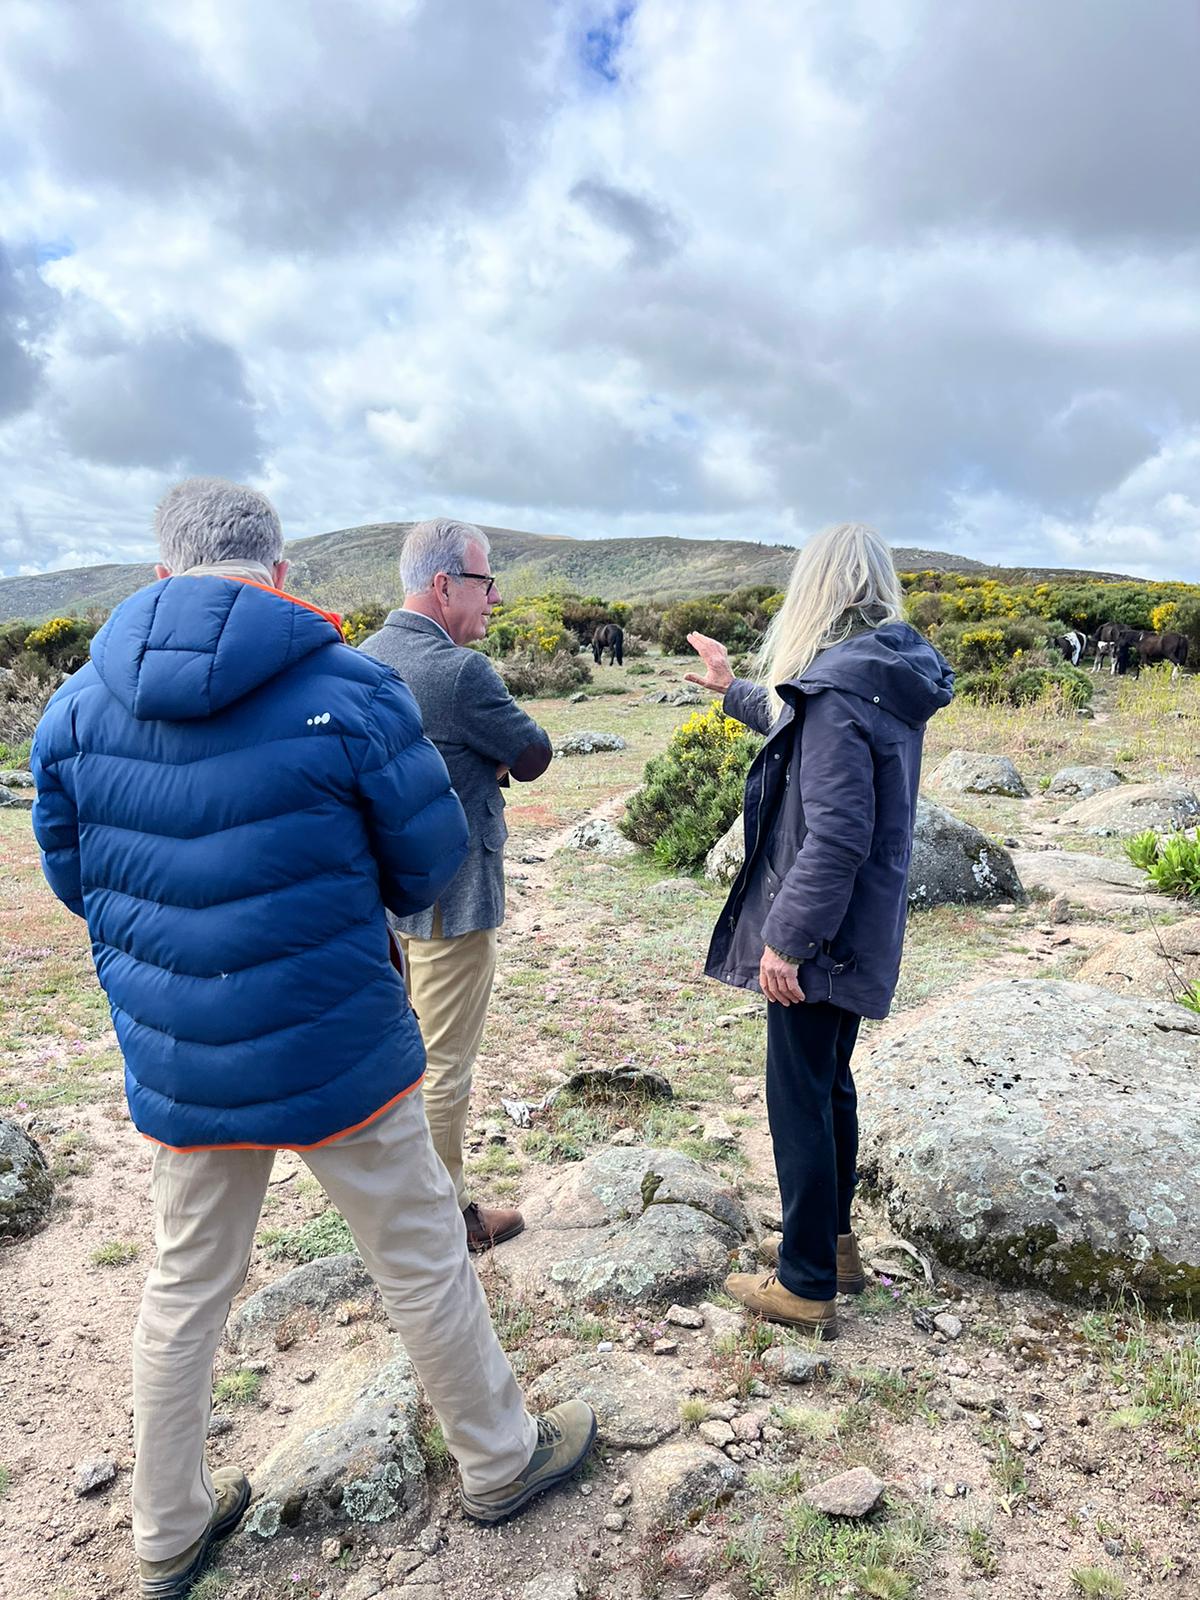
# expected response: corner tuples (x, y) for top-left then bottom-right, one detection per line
(454, 570), (498, 599)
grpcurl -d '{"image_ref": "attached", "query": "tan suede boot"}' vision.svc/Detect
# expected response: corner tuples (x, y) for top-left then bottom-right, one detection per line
(755, 1232), (866, 1295)
(723, 1271), (838, 1339)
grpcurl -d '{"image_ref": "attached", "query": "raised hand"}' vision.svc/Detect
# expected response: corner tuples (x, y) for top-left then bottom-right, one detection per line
(684, 631), (735, 693)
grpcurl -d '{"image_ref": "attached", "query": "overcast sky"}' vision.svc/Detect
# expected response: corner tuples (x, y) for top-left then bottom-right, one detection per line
(2, 0), (1199, 580)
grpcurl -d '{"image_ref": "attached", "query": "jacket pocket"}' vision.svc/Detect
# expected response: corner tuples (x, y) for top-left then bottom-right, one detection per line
(482, 791), (508, 852)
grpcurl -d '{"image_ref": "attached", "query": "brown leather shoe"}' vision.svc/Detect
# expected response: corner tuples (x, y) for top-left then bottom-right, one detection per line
(724, 1271), (838, 1339)
(755, 1232), (866, 1295)
(463, 1201), (525, 1253)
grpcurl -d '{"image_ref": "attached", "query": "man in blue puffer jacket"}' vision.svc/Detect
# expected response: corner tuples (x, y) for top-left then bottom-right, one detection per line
(31, 479), (595, 1599)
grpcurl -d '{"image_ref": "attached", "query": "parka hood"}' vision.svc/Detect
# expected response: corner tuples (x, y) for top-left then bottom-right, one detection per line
(784, 621), (954, 728)
(91, 576), (343, 722)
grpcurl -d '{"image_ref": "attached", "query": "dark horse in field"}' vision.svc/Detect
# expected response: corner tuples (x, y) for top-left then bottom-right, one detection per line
(1137, 631), (1189, 680)
(592, 623), (624, 666)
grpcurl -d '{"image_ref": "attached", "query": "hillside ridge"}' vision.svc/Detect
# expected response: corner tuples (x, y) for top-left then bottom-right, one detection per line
(0, 520), (1142, 623)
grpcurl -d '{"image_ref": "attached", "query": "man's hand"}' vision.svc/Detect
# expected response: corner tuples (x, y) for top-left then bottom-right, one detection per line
(759, 947), (805, 1006)
(684, 631), (735, 694)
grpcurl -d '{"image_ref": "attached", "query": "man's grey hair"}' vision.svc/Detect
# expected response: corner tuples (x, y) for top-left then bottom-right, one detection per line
(155, 478), (284, 572)
(400, 518), (490, 594)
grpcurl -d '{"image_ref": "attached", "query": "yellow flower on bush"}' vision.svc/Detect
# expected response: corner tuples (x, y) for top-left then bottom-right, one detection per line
(1151, 601), (1179, 633)
(24, 617), (76, 651)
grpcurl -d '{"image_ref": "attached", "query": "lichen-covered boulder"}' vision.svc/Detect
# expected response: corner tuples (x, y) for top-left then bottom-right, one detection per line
(704, 816), (744, 885)
(928, 750), (1029, 798)
(907, 800), (1023, 907)
(858, 980), (1200, 1308)
(1045, 766), (1124, 800)
(1058, 781), (1200, 837)
(227, 1254), (376, 1353)
(242, 1335), (428, 1540)
(0, 1120), (53, 1239)
(554, 730), (628, 757)
(559, 817), (638, 857)
(496, 1147), (752, 1307)
(1077, 919), (1200, 1005)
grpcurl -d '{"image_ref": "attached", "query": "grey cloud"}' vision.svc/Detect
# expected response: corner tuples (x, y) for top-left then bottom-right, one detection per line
(53, 328), (262, 477)
(569, 177), (683, 267)
(859, 1), (1200, 244)
(0, 245), (59, 419)
(5, 0), (561, 251)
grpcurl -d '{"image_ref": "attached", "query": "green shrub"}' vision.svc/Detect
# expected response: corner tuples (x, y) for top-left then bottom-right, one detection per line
(499, 649), (592, 698)
(621, 703), (760, 870)
(260, 1208), (355, 1262)
(934, 616), (1056, 669)
(1123, 829), (1200, 898)
(343, 602), (387, 646)
(658, 599), (757, 657)
(1009, 664), (1093, 709)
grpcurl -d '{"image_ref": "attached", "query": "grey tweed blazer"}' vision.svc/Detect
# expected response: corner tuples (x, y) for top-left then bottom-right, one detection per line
(359, 610), (550, 938)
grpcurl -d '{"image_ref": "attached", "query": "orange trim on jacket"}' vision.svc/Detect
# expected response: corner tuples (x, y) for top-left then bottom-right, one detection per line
(139, 1074), (424, 1155)
(216, 575), (345, 638)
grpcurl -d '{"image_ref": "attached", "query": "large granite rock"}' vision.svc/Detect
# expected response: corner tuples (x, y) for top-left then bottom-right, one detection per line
(559, 817), (638, 857)
(0, 1119), (53, 1239)
(1008, 849), (1147, 914)
(497, 1147), (752, 1307)
(1077, 919), (1200, 1005)
(527, 1352), (682, 1448)
(0, 784), (33, 810)
(1058, 781), (1200, 837)
(1045, 766), (1124, 800)
(907, 800), (1023, 907)
(227, 1254), (376, 1354)
(858, 980), (1200, 1308)
(0, 769), (34, 788)
(555, 730), (628, 757)
(928, 750), (1029, 798)
(704, 816), (744, 885)
(242, 1335), (428, 1539)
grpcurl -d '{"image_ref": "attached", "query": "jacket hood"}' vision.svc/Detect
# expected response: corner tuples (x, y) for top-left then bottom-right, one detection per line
(786, 621), (954, 728)
(91, 576), (344, 721)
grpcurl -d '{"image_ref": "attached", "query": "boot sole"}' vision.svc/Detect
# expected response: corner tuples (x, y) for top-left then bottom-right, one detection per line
(838, 1275), (866, 1295)
(140, 1477), (251, 1599)
(459, 1412), (599, 1525)
(756, 1309), (839, 1340)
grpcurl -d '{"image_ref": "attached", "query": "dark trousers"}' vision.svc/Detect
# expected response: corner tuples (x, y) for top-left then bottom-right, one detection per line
(766, 999), (862, 1302)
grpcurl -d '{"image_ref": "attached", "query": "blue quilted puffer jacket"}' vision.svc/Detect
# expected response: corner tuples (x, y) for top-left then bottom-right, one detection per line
(31, 576), (469, 1152)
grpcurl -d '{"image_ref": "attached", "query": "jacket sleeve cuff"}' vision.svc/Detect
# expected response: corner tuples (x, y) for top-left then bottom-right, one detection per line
(765, 939), (819, 965)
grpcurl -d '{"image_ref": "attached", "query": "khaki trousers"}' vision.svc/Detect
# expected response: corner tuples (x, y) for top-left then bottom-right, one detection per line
(399, 909), (498, 1210)
(130, 1090), (536, 1561)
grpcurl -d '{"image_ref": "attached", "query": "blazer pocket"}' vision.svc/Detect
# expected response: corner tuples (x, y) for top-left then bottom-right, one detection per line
(482, 791), (508, 852)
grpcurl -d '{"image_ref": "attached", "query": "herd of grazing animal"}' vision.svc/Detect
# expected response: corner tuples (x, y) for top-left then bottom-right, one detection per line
(1056, 622), (1190, 679)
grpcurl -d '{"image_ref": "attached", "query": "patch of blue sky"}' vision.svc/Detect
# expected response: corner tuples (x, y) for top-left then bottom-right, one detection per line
(581, 2), (635, 84)
(36, 239), (74, 265)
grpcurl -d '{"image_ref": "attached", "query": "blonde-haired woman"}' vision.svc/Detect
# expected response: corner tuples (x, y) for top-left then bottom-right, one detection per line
(687, 523), (952, 1339)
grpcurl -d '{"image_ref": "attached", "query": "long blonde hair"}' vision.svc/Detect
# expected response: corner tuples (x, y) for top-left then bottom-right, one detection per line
(756, 523), (904, 709)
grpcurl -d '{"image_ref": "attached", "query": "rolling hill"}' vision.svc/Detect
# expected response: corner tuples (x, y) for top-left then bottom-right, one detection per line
(0, 520), (1134, 624)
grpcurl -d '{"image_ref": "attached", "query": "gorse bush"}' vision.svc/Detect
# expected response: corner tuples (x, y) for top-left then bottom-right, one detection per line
(1123, 829), (1200, 898)
(621, 702), (760, 870)
(498, 649), (592, 698)
(658, 599), (758, 657)
(342, 602), (387, 646)
(956, 661), (1093, 712)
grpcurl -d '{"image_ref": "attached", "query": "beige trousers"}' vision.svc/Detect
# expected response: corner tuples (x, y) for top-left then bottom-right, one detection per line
(131, 1090), (536, 1561)
(399, 909), (498, 1210)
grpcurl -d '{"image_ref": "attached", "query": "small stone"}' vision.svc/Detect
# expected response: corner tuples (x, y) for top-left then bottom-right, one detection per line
(804, 1466), (885, 1518)
(731, 1410), (767, 1443)
(653, 1338), (678, 1356)
(597, 1340), (614, 1353)
(762, 1345), (832, 1385)
(296, 1368), (316, 1384)
(341, 1573), (382, 1600)
(521, 1574), (581, 1600)
(611, 1481), (632, 1506)
(697, 1301), (743, 1340)
(949, 1377), (1002, 1412)
(206, 1412), (234, 1437)
(1022, 1411), (1044, 1431)
(603, 1512), (626, 1532)
(698, 1420), (735, 1449)
(665, 1305), (705, 1329)
(107, 1505), (132, 1530)
(386, 1550), (426, 1581)
(933, 1312), (963, 1340)
(73, 1455), (116, 1497)
(610, 1127), (637, 1146)
(416, 1526), (443, 1556)
(322, 1536), (344, 1562)
(701, 1116), (736, 1146)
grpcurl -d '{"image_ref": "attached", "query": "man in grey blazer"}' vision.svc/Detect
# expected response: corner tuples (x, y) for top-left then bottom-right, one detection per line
(360, 519), (552, 1251)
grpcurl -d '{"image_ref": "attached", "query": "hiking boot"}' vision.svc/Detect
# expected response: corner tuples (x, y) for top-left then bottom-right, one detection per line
(755, 1232), (866, 1295)
(139, 1466), (251, 1598)
(464, 1201), (525, 1253)
(724, 1271), (838, 1339)
(460, 1400), (598, 1525)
